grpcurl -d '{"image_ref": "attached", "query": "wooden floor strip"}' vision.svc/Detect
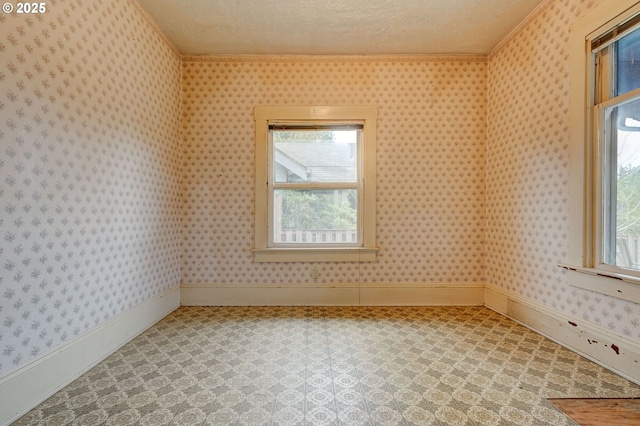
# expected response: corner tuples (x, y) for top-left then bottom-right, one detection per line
(549, 398), (640, 426)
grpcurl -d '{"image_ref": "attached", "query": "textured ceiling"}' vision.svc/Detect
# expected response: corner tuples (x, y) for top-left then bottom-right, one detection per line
(135, 0), (546, 56)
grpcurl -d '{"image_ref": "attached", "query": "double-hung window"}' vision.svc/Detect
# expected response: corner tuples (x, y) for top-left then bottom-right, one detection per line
(253, 106), (378, 262)
(595, 23), (640, 274)
(567, 0), (640, 303)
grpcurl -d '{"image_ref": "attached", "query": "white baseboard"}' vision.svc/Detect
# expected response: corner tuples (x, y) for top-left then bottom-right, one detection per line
(0, 285), (180, 425)
(180, 282), (485, 306)
(360, 283), (485, 305)
(485, 284), (640, 386)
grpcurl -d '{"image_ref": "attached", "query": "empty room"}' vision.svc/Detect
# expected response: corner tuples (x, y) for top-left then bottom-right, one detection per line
(1, 0), (640, 424)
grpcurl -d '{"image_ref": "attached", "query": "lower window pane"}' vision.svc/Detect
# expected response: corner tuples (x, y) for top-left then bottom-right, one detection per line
(604, 98), (640, 271)
(273, 189), (358, 244)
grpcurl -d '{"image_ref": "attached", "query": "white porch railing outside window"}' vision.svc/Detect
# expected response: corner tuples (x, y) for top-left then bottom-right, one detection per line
(279, 229), (357, 244)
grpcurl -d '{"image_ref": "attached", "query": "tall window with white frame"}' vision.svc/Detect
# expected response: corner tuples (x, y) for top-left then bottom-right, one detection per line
(253, 106), (378, 263)
(566, 1), (640, 303)
(594, 21), (640, 274)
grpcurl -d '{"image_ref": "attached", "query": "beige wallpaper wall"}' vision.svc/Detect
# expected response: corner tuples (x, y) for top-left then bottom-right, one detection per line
(0, 0), (182, 375)
(487, 0), (640, 342)
(181, 57), (487, 286)
(5, 0), (634, 383)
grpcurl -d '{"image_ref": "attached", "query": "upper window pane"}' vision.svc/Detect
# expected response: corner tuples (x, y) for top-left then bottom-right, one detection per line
(272, 130), (358, 183)
(616, 27), (640, 97)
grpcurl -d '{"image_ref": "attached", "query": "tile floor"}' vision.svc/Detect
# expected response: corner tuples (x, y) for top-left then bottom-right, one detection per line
(14, 306), (640, 425)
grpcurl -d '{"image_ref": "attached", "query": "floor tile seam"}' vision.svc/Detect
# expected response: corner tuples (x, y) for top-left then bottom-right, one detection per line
(269, 347), (293, 421)
(312, 317), (339, 421)
(362, 365), (411, 419)
(322, 315), (366, 422)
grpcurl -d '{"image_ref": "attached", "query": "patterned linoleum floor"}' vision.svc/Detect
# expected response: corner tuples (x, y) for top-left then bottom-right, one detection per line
(14, 306), (640, 425)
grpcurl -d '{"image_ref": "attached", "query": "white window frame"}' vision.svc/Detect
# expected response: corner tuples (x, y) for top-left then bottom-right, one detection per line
(268, 123), (364, 248)
(253, 106), (378, 262)
(565, 0), (640, 303)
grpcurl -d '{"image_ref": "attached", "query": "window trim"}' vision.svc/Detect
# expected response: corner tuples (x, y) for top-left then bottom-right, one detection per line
(253, 106), (378, 262)
(566, 0), (640, 303)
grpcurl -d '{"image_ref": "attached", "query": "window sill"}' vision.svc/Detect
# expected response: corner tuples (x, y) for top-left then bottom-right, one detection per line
(558, 263), (640, 304)
(253, 247), (378, 263)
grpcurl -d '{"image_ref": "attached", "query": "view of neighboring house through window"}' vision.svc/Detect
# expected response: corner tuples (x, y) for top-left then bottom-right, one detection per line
(270, 126), (361, 246)
(595, 22), (640, 272)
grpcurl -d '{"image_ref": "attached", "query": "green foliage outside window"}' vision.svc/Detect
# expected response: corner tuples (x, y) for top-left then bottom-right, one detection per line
(617, 164), (640, 236)
(273, 130), (335, 143)
(281, 190), (356, 231)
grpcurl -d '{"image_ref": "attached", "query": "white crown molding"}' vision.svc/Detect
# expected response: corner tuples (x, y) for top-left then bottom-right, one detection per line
(488, 0), (555, 58)
(130, 0), (182, 58)
(181, 54), (488, 64)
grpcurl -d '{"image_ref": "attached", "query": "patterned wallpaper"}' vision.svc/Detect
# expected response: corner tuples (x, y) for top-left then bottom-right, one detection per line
(487, 0), (640, 341)
(181, 57), (487, 286)
(4, 0), (633, 384)
(0, 0), (182, 375)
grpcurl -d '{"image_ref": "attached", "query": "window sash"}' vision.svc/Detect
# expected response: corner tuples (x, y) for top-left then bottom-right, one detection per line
(267, 127), (364, 248)
(594, 83), (640, 277)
